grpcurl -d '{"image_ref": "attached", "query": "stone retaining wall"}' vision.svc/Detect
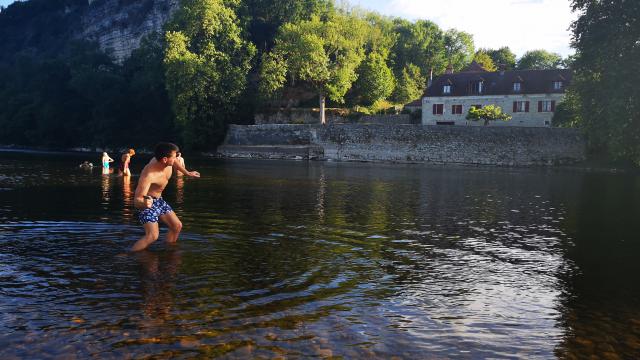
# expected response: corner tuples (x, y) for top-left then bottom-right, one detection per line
(219, 124), (586, 166)
(254, 110), (416, 125)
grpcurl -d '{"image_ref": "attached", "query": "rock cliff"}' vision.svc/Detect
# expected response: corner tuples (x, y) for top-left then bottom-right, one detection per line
(80, 0), (179, 62)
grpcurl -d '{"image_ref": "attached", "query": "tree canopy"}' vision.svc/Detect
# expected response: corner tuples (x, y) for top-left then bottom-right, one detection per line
(259, 14), (368, 123)
(483, 47), (516, 70)
(568, 0), (640, 165)
(164, 0), (256, 149)
(516, 49), (564, 70)
(466, 104), (511, 126)
(472, 50), (497, 72)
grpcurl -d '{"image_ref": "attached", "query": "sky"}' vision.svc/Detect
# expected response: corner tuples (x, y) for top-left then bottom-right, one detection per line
(355, 0), (577, 58)
(0, 0), (577, 58)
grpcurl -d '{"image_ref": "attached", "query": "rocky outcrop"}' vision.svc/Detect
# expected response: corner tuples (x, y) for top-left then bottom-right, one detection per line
(80, 0), (180, 62)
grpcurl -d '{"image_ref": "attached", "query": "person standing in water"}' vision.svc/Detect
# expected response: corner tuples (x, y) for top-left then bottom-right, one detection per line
(131, 142), (200, 252)
(101, 152), (114, 174)
(118, 148), (135, 177)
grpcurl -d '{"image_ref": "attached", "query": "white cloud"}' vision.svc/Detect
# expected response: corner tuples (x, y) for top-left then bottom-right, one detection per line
(364, 0), (577, 57)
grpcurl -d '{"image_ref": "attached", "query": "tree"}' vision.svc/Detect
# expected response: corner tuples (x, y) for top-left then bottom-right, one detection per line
(466, 104), (511, 126)
(352, 52), (395, 105)
(552, 88), (581, 128)
(569, 0), (640, 164)
(391, 19), (446, 77)
(238, 0), (333, 52)
(393, 63), (425, 104)
(259, 14), (368, 124)
(516, 49), (563, 70)
(121, 33), (174, 146)
(164, 0), (256, 149)
(484, 47), (516, 70)
(473, 50), (497, 71)
(444, 29), (474, 71)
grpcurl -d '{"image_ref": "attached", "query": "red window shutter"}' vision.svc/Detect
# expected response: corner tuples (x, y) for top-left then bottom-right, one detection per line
(551, 101), (556, 112)
(525, 101), (530, 112)
(433, 104), (437, 114)
(538, 101), (542, 112)
(513, 102), (517, 112)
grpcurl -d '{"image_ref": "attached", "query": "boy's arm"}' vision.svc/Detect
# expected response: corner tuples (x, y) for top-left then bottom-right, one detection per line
(173, 160), (200, 178)
(134, 172), (153, 209)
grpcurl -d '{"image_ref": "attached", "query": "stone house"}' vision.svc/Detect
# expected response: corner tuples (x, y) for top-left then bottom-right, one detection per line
(421, 64), (572, 127)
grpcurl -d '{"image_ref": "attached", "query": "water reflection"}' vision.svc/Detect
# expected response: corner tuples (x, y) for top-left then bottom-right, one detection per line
(101, 174), (111, 204)
(136, 250), (181, 323)
(122, 175), (134, 222)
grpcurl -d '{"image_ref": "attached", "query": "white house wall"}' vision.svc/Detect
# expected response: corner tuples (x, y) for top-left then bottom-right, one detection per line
(421, 94), (565, 127)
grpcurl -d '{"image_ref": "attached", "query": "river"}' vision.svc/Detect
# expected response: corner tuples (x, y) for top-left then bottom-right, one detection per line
(1, 150), (639, 358)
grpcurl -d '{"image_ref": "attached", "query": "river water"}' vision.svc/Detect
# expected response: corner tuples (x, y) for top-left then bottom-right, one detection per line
(1, 150), (639, 359)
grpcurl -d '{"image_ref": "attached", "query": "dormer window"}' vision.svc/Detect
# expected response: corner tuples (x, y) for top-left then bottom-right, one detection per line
(443, 85), (451, 94)
(470, 81), (483, 95)
(513, 82), (521, 92)
(553, 81), (563, 90)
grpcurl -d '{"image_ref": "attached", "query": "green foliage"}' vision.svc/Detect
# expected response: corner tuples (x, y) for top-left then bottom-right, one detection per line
(444, 29), (474, 71)
(392, 63), (425, 104)
(552, 88), (581, 128)
(473, 50), (497, 71)
(466, 104), (511, 126)
(238, 0), (333, 52)
(516, 49), (564, 70)
(164, 0), (256, 149)
(352, 52), (395, 105)
(483, 47), (516, 70)
(390, 19), (446, 77)
(569, 0), (640, 165)
(259, 14), (368, 121)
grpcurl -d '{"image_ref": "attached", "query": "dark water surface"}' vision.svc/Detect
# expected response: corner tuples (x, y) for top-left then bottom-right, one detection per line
(1, 150), (640, 359)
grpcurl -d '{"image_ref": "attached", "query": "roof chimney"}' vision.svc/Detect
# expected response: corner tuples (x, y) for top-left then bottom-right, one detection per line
(498, 63), (506, 75)
(445, 64), (454, 74)
(427, 68), (433, 88)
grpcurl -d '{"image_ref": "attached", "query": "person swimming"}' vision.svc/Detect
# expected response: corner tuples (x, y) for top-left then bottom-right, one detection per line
(79, 161), (94, 169)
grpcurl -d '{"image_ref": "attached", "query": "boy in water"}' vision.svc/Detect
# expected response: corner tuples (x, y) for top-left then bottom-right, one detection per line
(131, 142), (200, 251)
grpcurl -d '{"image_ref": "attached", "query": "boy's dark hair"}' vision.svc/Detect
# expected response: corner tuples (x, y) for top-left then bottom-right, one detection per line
(154, 142), (179, 161)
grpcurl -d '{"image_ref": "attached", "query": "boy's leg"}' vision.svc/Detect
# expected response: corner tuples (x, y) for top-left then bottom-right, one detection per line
(159, 211), (182, 244)
(131, 222), (160, 251)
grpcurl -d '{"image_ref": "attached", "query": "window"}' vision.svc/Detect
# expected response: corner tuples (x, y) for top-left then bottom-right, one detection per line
(513, 101), (529, 112)
(552, 81), (563, 90)
(452, 105), (463, 114)
(471, 104), (482, 110)
(432, 103), (444, 115)
(443, 85), (451, 94)
(513, 82), (521, 92)
(470, 81), (483, 94)
(538, 100), (556, 112)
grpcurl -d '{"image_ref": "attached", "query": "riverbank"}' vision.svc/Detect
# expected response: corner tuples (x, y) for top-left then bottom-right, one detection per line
(218, 124), (587, 167)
